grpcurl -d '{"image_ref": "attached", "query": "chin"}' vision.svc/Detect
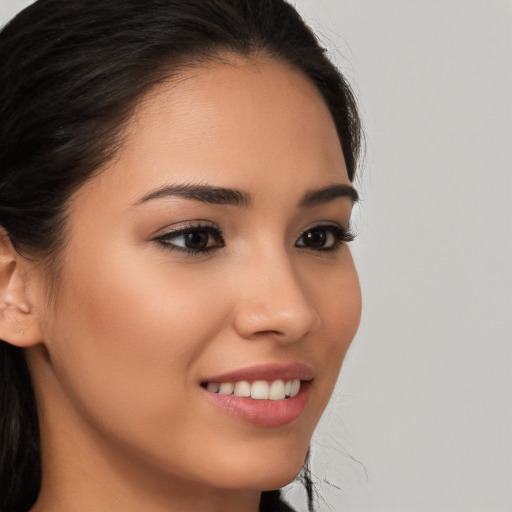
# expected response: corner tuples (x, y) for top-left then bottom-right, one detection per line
(219, 466), (305, 492)
(256, 465), (306, 491)
(209, 443), (309, 491)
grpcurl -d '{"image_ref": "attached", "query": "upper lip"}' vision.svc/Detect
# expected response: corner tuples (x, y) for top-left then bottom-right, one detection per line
(201, 363), (314, 383)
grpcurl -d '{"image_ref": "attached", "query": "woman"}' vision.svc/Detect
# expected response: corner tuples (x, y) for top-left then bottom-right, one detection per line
(0, 1), (362, 511)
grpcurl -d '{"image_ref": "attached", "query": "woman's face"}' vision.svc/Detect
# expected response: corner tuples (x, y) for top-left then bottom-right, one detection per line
(30, 59), (361, 495)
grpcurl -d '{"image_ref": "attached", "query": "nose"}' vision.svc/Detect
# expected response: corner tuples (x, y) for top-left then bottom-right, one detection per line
(232, 250), (321, 343)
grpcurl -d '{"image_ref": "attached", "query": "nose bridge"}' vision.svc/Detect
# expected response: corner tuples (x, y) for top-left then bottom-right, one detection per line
(233, 243), (320, 341)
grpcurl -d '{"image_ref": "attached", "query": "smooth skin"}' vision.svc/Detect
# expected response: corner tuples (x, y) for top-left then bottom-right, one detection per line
(0, 57), (361, 512)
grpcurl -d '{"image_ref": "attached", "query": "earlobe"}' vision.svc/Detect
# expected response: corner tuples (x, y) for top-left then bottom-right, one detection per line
(0, 229), (43, 347)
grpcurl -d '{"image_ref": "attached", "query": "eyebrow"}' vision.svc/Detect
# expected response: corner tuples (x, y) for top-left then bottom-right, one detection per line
(299, 184), (359, 207)
(135, 182), (358, 208)
(136, 184), (251, 208)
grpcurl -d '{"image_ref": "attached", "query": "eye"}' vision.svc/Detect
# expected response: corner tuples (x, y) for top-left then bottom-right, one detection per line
(295, 224), (355, 251)
(154, 224), (225, 254)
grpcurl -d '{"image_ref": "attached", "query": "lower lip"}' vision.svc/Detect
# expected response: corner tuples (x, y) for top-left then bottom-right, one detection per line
(203, 382), (310, 427)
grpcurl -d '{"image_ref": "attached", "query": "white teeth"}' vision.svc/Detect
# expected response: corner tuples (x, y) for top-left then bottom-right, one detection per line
(234, 381), (251, 397)
(290, 379), (300, 397)
(218, 382), (234, 395)
(251, 380), (269, 399)
(269, 380), (286, 400)
(205, 379), (302, 400)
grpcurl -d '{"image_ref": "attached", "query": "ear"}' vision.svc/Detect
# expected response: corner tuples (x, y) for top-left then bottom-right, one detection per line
(0, 228), (43, 347)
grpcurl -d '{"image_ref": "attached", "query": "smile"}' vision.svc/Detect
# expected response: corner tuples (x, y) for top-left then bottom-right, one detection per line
(200, 364), (313, 427)
(202, 379), (310, 427)
(204, 379), (301, 400)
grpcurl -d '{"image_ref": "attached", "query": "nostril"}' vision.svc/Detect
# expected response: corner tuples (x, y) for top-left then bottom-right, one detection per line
(251, 329), (282, 337)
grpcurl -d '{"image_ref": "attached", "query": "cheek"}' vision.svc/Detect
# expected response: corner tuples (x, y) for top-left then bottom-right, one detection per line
(324, 265), (362, 357)
(306, 255), (361, 412)
(45, 246), (229, 443)
(57, 240), (228, 356)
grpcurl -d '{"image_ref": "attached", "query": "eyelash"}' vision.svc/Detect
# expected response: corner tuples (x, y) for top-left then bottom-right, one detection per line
(154, 224), (225, 255)
(296, 224), (355, 251)
(154, 223), (356, 255)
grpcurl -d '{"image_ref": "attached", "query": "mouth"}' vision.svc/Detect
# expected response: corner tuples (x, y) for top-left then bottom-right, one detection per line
(201, 379), (301, 400)
(200, 364), (313, 427)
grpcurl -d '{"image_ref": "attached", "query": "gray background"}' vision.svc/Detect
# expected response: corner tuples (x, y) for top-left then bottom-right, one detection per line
(1, 1), (511, 511)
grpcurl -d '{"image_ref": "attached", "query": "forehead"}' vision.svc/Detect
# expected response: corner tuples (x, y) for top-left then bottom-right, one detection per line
(78, 58), (348, 207)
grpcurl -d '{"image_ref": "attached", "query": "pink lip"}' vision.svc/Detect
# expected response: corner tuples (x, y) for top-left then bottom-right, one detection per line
(201, 363), (314, 384)
(201, 363), (313, 428)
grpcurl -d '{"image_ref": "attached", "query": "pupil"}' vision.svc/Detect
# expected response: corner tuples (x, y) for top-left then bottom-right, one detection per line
(305, 230), (326, 248)
(185, 231), (208, 249)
